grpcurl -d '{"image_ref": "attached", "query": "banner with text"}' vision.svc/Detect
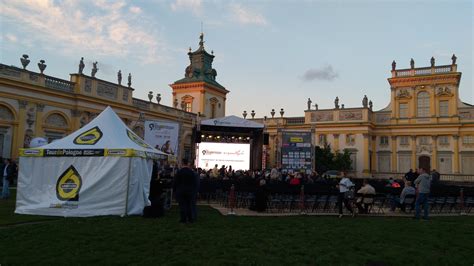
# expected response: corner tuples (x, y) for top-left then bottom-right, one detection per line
(144, 120), (180, 156)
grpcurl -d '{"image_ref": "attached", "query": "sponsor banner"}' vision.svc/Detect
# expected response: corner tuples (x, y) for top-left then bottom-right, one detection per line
(144, 120), (180, 156)
(20, 148), (164, 159)
(197, 142), (250, 170)
(281, 131), (312, 174)
(73, 126), (103, 145)
(44, 149), (105, 157)
(19, 149), (44, 157)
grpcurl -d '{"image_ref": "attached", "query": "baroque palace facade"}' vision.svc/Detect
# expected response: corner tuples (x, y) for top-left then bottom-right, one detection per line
(252, 56), (474, 177)
(0, 58), (198, 161)
(1, 34), (473, 177)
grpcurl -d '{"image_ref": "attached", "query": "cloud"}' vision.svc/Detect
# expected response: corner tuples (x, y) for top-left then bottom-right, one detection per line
(170, 0), (202, 15)
(5, 34), (17, 43)
(129, 6), (142, 14)
(301, 65), (339, 81)
(0, 0), (166, 64)
(229, 4), (267, 26)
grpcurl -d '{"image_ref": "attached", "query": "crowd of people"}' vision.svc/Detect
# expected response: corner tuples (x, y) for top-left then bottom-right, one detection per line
(144, 161), (444, 222)
(0, 155), (446, 222)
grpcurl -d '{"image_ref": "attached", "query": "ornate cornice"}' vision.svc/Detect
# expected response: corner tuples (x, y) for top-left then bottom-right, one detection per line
(388, 74), (461, 87)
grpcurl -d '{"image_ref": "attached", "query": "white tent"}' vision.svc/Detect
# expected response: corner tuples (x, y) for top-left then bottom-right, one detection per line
(15, 106), (168, 217)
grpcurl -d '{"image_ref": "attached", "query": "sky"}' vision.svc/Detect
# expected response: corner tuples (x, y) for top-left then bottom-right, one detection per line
(1, 0), (473, 117)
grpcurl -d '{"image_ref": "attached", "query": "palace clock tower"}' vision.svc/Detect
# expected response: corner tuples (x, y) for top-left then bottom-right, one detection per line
(170, 33), (229, 118)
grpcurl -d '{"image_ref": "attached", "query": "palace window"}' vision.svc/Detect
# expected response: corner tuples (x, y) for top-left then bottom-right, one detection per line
(417, 91), (430, 117)
(463, 135), (474, 145)
(345, 134), (355, 145)
(319, 134), (327, 145)
(439, 100), (449, 117)
(185, 102), (192, 112)
(400, 136), (409, 146)
(419, 136), (429, 145)
(181, 95), (194, 113)
(439, 136), (449, 145)
(399, 103), (408, 118)
(380, 136), (389, 145)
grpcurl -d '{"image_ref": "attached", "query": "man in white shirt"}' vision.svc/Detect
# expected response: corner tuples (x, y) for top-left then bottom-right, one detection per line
(337, 173), (355, 218)
(355, 179), (376, 214)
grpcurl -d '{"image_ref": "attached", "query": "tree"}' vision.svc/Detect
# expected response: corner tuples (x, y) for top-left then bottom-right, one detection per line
(314, 145), (352, 173)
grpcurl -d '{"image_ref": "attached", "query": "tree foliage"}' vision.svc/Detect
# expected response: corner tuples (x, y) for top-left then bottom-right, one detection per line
(314, 145), (352, 174)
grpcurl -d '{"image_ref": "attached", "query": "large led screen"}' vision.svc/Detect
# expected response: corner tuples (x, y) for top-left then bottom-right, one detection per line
(196, 142), (250, 170)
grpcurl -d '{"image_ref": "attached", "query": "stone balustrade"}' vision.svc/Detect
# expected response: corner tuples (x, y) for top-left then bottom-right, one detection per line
(392, 64), (456, 78)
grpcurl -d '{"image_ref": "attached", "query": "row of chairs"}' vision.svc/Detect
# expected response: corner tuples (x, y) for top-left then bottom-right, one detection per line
(214, 192), (474, 215)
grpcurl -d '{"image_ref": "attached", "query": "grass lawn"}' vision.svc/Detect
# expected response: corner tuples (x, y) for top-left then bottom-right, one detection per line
(1, 191), (473, 265)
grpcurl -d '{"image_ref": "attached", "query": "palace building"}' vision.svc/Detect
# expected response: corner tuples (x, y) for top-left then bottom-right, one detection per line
(1, 34), (473, 177)
(252, 56), (474, 177)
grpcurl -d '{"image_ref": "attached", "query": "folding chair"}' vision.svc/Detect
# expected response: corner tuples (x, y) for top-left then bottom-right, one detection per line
(362, 194), (375, 214)
(373, 195), (386, 214)
(402, 194), (415, 213)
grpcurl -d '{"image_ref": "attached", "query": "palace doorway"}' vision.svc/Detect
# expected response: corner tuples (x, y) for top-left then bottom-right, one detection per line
(418, 155), (431, 171)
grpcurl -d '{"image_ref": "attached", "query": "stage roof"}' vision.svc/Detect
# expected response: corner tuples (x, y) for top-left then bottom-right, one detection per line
(200, 115), (264, 129)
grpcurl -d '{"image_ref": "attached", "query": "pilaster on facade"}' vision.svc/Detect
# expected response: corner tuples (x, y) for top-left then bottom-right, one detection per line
(362, 133), (370, 175)
(411, 136), (417, 169)
(453, 135), (460, 173)
(391, 136), (397, 172)
(34, 103), (45, 137)
(333, 134), (340, 152)
(431, 135), (438, 170)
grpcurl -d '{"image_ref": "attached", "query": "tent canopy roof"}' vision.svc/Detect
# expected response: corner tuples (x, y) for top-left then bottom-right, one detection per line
(21, 106), (168, 158)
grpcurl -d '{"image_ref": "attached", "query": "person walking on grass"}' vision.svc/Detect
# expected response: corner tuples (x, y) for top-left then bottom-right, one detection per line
(337, 172), (355, 218)
(2, 158), (15, 200)
(173, 158), (199, 223)
(414, 167), (431, 220)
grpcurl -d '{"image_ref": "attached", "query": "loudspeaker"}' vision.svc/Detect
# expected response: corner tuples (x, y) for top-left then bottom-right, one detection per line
(195, 131), (202, 143)
(263, 133), (269, 145)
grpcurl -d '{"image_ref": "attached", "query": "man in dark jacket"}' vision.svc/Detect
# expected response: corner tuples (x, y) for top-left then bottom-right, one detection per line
(2, 158), (15, 199)
(173, 158), (199, 223)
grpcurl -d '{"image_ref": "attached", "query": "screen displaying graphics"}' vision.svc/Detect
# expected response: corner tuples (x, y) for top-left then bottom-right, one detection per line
(281, 131), (312, 174)
(196, 142), (250, 170)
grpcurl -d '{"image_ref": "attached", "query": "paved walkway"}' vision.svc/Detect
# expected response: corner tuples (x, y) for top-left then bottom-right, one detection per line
(209, 204), (472, 217)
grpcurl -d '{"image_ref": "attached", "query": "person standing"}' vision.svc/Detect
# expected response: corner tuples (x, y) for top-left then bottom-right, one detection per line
(173, 158), (199, 223)
(337, 173), (355, 218)
(2, 158), (15, 199)
(414, 167), (432, 220)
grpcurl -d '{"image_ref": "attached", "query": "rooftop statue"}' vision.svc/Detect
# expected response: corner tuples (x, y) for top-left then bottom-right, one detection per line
(78, 57), (85, 74)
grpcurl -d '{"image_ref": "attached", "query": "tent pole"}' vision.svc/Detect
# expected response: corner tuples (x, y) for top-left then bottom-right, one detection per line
(124, 156), (133, 216)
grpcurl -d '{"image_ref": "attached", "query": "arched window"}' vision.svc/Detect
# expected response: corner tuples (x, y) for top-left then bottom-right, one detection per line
(0, 105), (14, 121)
(209, 97), (219, 119)
(45, 113), (68, 128)
(417, 91), (430, 117)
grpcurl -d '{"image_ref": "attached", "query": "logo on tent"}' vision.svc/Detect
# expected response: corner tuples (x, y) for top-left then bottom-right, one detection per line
(73, 126), (103, 145)
(127, 129), (152, 149)
(56, 165), (82, 201)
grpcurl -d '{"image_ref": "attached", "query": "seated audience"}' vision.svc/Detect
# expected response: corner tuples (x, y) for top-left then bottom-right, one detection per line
(390, 181), (416, 212)
(355, 179), (376, 214)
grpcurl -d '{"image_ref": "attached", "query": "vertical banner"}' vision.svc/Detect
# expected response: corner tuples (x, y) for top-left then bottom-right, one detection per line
(144, 121), (180, 156)
(281, 131), (312, 174)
